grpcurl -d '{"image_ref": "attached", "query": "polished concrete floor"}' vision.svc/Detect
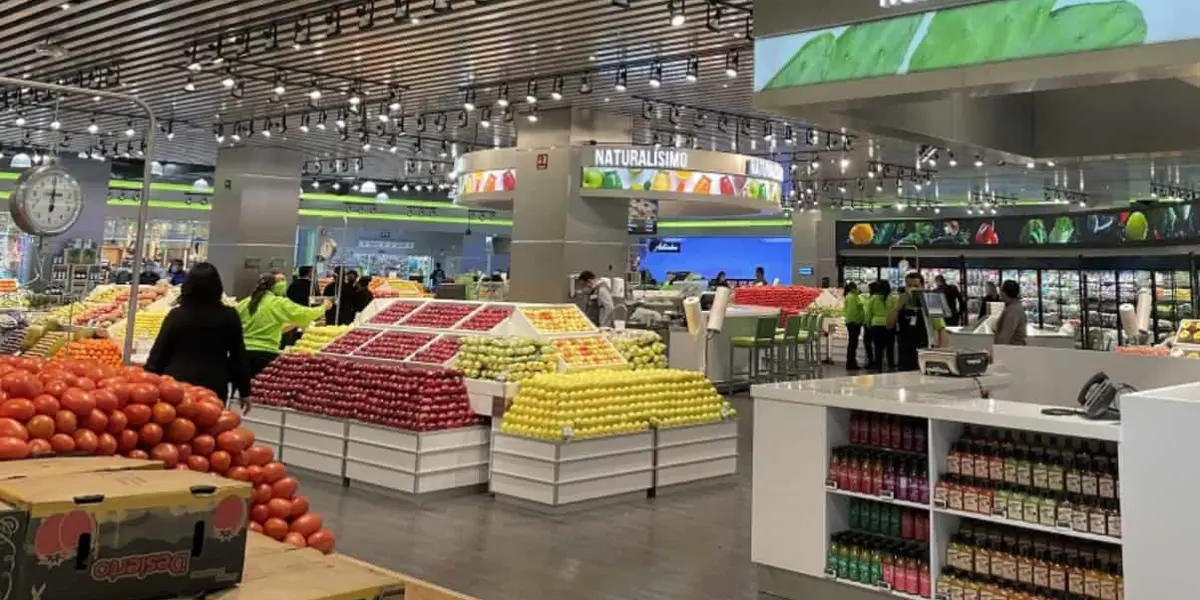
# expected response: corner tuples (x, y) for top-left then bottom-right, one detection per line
(303, 392), (760, 600)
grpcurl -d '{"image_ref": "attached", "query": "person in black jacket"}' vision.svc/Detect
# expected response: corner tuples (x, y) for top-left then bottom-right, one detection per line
(145, 262), (251, 406)
(322, 268), (360, 325)
(353, 275), (375, 313)
(286, 265), (314, 306)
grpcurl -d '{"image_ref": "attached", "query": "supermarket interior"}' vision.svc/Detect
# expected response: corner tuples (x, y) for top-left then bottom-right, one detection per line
(0, 0), (1200, 600)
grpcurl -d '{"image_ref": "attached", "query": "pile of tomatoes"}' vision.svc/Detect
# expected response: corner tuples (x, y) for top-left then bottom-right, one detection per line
(0, 356), (335, 554)
(53, 338), (123, 368)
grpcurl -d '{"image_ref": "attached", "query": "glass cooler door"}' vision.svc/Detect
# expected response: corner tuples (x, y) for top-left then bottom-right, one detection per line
(966, 268), (1000, 326)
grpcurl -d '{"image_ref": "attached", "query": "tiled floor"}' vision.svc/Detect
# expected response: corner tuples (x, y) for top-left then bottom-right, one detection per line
(303, 393), (759, 600)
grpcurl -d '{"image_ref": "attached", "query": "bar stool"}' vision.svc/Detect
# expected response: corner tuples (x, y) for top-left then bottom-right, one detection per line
(773, 314), (803, 380)
(727, 316), (779, 393)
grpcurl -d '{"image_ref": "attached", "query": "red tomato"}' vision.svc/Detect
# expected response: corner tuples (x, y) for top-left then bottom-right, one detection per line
(123, 404), (152, 427)
(73, 430), (99, 454)
(0, 437), (29, 460)
(28, 438), (52, 457)
(49, 433), (75, 453)
(248, 522), (263, 534)
(31, 394), (59, 417)
(82, 409), (108, 433)
(262, 462), (287, 484)
(0, 399), (35, 422)
(289, 496), (310, 518)
(95, 433), (117, 456)
(283, 532), (307, 547)
(138, 423), (163, 447)
(0, 417), (27, 441)
(25, 415), (54, 440)
(177, 442), (192, 462)
(210, 411), (241, 435)
(216, 431), (245, 454)
(117, 429), (139, 452)
(125, 449), (149, 460)
(42, 379), (68, 400)
(60, 388), (95, 416)
(129, 383), (158, 405)
(149, 443), (180, 467)
(250, 503), (269, 523)
(159, 418), (193, 444)
(192, 400), (222, 429)
(252, 483), (272, 504)
(271, 477), (299, 500)
(151, 402), (176, 425)
(233, 427), (256, 448)
(175, 399), (197, 420)
(106, 410), (128, 435)
(2, 371), (42, 399)
(158, 382), (185, 405)
(209, 450), (232, 473)
(266, 498), (292, 520)
(227, 466), (250, 481)
(185, 455), (210, 472)
(242, 465), (262, 484)
(191, 434), (216, 456)
(289, 512), (323, 537)
(53, 411), (77, 436)
(244, 444), (274, 466)
(91, 389), (119, 413)
(263, 518), (289, 541)
(110, 382), (131, 406)
(306, 530), (335, 554)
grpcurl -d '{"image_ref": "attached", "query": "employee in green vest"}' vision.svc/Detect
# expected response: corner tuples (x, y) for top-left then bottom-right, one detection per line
(238, 273), (331, 380)
(887, 271), (949, 371)
(865, 280), (896, 371)
(842, 283), (870, 370)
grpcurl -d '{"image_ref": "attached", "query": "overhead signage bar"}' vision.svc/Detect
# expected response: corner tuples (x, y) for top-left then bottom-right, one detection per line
(746, 157), (785, 182)
(592, 148), (689, 170)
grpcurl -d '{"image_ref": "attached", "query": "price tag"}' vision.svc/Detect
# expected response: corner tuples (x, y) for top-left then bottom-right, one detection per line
(823, 568), (838, 579)
(875, 581), (893, 591)
(1057, 521), (1073, 530)
(933, 498), (948, 509)
(936, 593), (951, 600)
(879, 490), (895, 500)
(993, 508), (1007, 517)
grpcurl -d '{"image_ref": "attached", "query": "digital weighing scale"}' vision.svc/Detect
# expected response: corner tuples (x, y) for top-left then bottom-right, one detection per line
(915, 290), (990, 377)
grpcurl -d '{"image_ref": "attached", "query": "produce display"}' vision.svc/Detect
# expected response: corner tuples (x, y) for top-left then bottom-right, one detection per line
(53, 337), (123, 367)
(551, 336), (625, 369)
(25, 331), (69, 358)
(366, 300), (423, 325)
(0, 292), (31, 310)
(403, 302), (479, 328)
(0, 356), (337, 552)
(456, 306), (511, 332)
(518, 306), (595, 334)
(454, 336), (557, 382)
(732, 285), (822, 324)
(289, 325), (351, 355)
(0, 279), (16, 293)
(500, 369), (734, 440)
(352, 331), (436, 360)
(605, 330), (667, 370)
(252, 354), (479, 431)
(321, 328), (381, 355)
(0, 321), (27, 355)
(108, 310), (168, 343)
(408, 335), (459, 365)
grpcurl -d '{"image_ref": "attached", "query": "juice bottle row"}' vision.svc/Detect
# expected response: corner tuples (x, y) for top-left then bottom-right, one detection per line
(850, 411), (928, 454)
(947, 428), (1118, 504)
(848, 499), (929, 542)
(827, 531), (931, 597)
(939, 523), (1123, 600)
(828, 447), (930, 503)
(935, 476), (1121, 539)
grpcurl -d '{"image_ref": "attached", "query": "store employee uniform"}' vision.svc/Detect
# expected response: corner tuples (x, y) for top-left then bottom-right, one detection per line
(865, 293), (896, 371)
(893, 290), (946, 372)
(843, 290), (869, 369)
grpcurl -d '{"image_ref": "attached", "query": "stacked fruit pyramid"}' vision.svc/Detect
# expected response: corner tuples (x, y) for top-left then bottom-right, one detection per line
(0, 356), (336, 553)
(288, 325), (351, 355)
(500, 369), (736, 440)
(454, 336), (557, 382)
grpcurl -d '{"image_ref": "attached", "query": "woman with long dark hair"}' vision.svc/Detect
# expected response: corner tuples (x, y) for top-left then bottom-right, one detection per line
(145, 263), (251, 404)
(237, 273), (330, 379)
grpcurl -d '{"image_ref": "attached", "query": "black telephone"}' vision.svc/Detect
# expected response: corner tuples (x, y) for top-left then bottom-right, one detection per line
(1042, 372), (1124, 421)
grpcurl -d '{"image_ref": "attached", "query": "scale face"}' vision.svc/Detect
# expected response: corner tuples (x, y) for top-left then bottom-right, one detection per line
(9, 164), (84, 237)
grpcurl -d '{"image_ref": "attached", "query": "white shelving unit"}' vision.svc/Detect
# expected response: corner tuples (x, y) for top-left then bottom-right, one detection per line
(750, 371), (1125, 600)
(241, 406), (490, 496)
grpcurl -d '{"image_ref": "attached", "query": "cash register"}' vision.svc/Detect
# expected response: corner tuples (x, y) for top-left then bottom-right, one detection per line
(916, 291), (990, 377)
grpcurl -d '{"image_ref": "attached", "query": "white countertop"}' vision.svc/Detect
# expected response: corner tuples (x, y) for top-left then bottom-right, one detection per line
(946, 326), (1072, 338)
(720, 305), (781, 317)
(752, 371), (1119, 442)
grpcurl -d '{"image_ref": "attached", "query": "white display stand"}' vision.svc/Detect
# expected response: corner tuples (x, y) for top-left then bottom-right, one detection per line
(241, 406), (490, 496)
(750, 370), (1135, 600)
(993, 344), (1200, 407)
(491, 419), (739, 509)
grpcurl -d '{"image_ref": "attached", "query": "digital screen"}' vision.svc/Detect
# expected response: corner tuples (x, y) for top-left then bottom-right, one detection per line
(581, 167), (782, 204)
(628, 199), (659, 235)
(755, 0), (1197, 92)
(456, 169), (515, 195)
(922, 291), (948, 317)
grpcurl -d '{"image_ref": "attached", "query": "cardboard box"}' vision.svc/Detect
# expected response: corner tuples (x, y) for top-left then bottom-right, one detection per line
(0, 468), (250, 600)
(209, 548), (405, 600)
(0, 457), (162, 481)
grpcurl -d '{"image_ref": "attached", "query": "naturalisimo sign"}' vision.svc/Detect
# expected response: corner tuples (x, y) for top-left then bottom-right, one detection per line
(592, 148), (689, 169)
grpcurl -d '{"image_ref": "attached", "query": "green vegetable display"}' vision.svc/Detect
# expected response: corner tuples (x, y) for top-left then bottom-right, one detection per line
(1049, 216), (1077, 244)
(1019, 218), (1048, 245)
(762, 0), (1148, 90)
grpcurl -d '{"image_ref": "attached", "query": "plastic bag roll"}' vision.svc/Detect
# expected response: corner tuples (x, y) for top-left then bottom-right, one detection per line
(683, 297), (702, 336)
(1119, 303), (1139, 338)
(772, 277), (780, 286)
(611, 277), (625, 298)
(707, 286), (732, 333)
(1136, 288), (1152, 332)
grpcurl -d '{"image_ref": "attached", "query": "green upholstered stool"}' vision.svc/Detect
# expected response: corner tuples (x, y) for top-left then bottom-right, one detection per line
(727, 316), (779, 393)
(773, 314), (803, 379)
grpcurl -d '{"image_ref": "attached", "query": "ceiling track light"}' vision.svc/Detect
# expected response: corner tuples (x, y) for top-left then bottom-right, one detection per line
(87, 116), (98, 134)
(704, 2), (723, 32)
(220, 68), (236, 89)
(308, 78), (322, 101)
(378, 103), (391, 122)
(300, 114), (311, 133)
(724, 49), (739, 78)
(462, 88), (476, 111)
(668, 0), (685, 26)
(182, 75), (196, 92)
(124, 120), (135, 137)
(13, 111), (25, 127)
(550, 76), (564, 101)
(496, 82), (510, 107)
(614, 65), (628, 92)
(272, 73), (287, 96)
(525, 80), (538, 104)
(432, 0), (453, 14)
(166, 120), (175, 140)
(648, 60), (663, 88)
(685, 54), (700, 82)
(479, 106), (493, 128)
(579, 72), (592, 94)
(348, 84), (363, 106)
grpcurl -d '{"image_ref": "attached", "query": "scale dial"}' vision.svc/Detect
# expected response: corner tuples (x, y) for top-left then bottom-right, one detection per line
(9, 164), (84, 237)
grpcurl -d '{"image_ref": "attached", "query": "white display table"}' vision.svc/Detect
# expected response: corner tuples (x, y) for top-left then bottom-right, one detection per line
(751, 371), (1133, 600)
(667, 305), (780, 385)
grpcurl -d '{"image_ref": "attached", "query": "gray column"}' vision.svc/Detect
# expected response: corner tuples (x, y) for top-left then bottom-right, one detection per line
(208, 146), (305, 297)
(791, 210), (837, 287)
(508, 109), (632, 302)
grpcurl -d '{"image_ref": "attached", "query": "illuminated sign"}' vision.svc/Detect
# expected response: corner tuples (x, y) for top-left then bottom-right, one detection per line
(746, 157), (785, 182)
(649, 239), (682, 253)
(880, 0), (929, 6)
(593, 148), (689, 170)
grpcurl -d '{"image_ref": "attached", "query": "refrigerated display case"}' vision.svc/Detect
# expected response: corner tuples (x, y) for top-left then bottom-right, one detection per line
(919, 267), (960, 288)
(1082, 270), (1119, 349)
(1039, 269), (1081, 329)
(841, 266), (879, 293)
(1000, 269), (1040, 325)
(965, 268), (1000, 325)
(1153, 270), (1193, 343)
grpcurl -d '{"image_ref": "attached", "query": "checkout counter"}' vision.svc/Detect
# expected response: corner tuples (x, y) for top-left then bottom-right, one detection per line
(946, 324), (1076, 351)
